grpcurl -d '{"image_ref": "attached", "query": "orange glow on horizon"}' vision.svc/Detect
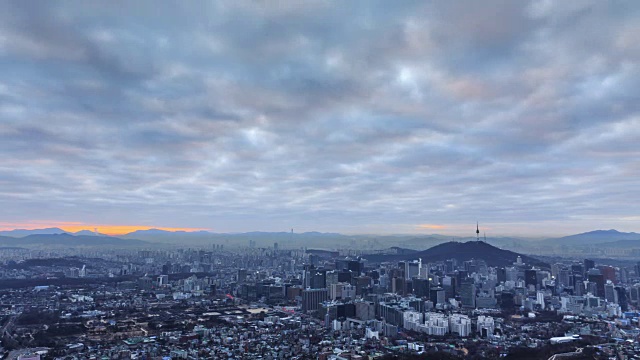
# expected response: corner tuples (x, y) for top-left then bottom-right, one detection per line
(61, 225), (211, 236)
(0, 222), (210, 236)
(416, 224), (447, 230)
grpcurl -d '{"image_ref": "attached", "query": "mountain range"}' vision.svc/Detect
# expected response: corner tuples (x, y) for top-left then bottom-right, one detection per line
(0, 228), (638, 250)
(542, 229), (640, 246)
(0, 233), (146, 247)
(0, 228), (109, 237)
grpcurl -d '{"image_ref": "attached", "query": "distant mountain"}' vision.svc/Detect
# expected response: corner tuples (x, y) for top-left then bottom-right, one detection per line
(364, 241), (548, 268)
(544, 229), (640, 246)
(586, 239), (640, 248)
(124, 229), (212, 236)
(73, 230), (109, 236)
(120, 229), (354, 246)
(0, 233), (146, 247)
(0, 227), (66, 237)
(300, 231), (342, 237)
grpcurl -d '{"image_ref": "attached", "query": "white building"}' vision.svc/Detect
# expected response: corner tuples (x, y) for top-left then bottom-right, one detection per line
(477, 315), (495, 337)
(366, 328), (379, 339)
(403, 311), (424, 332)
(425, 312), (449, 336)
(536, 291), (546, 309)
(342, 284), (356, 300)
(449, 314), (472, 337)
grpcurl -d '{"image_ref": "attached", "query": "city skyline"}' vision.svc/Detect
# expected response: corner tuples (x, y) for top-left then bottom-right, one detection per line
(1, 1), (639, 237)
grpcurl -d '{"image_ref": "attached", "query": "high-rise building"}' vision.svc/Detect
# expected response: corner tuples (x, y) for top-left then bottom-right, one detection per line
(302, 288), (328, 313)
(499, 292), (515, 310)
(558, 268), (571, 287)
(342, 284), (356, 299)
(460, 281), (476, 308)
(584, 259), (595, 274)
(619, 268), (628, 284)
(413, 278), (430, 298)
(442, 276), (455, 299)
(571, 263), (584, 276)
(158, 274), (169, 286)
(449, 314), (472, 336)
(604, 282), (618, 304)
(630, 284), (640, 305)
(496, 268), (506, 283)
(616, 286), (628, 311)
(445, 259), (456, 273)
(237, 269), (248, 283)
(456, 270), (468, 287)
(587, 273), (605, 298)
(309, 269), (327, 289)
(477, 315), (495, 337)
(335, 259), (363, 274)
(572, 274), (584, 296)
(536, 291), (545, 309)
(505, 267), (518, 282)
(600, 266), (616, 283)
(392, 277), (406, 296)
(329, 283), (344, 300)
(405, 260), (421, 280)
(524, 269), (537, 289)
(429, 287), (445, 305)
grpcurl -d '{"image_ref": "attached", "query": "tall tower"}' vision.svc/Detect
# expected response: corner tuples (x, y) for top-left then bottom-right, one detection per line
(476, 222), (480, 241)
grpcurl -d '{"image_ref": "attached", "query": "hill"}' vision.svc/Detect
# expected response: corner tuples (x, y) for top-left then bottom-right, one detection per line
(364, 241), (548, 268)
(0, 233), (146, 247)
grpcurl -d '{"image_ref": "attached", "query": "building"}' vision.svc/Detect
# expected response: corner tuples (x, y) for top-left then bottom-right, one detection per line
(302, 288), (328, 313)
(329, 283), (344, 300)
(587, 273), (605, 298)
(424, 312), (449, 336)
(429, 287), (445, 305)
(237, 269), (248, 283)
(449, 314), (472, 337)
(460, 281), (476, 308)
(355, 301), (375, 321)
(536, 291), (546, 309)
(584, 259), (595, 274)
(600, 266), (616, 283)
(604, 283), (618, 304)
(477, 315), (495, 337)
(524, 269), (537, 289)
(403, 311), (423, 331)
(413, 278), (430, 298)
(405, 260), (421, 280)
(158, 274), (169, 286)
(630, 284), (640, 305)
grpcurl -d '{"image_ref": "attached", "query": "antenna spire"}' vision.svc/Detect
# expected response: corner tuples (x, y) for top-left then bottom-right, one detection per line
(476, 222), (480, 241)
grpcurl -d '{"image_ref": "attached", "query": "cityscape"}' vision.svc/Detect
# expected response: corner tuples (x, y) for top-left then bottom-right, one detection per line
(1, 1), (639, 359)
(0, 227), (638, 359)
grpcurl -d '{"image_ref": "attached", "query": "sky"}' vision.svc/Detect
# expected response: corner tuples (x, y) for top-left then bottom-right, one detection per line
(0, 1), (639, 237)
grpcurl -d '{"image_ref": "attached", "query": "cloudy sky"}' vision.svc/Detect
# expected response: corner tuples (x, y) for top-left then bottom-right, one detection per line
(0, 1), (638, 236)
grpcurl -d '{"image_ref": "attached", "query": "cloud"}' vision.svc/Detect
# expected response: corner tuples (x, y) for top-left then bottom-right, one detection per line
(0, 1), (638, 235)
